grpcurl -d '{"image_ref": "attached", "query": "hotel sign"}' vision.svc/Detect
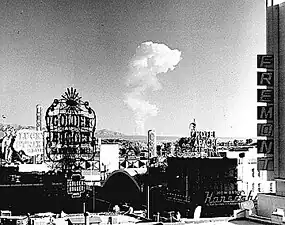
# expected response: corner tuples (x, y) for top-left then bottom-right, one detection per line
(257, 89), (274, 103)
(45, 88), (97, 163)
(256, 55), (274, 172)
(257, 123), (273, 137)
(257, 72), (274, 86)
(257, 140), (273, 154)
(257, 106), (273, 121)
(257, 55), (274, 69)
(257, 157), (274, 171)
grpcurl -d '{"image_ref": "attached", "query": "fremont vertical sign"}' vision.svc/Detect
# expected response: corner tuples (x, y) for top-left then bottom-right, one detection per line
(257, 55), (274, 171)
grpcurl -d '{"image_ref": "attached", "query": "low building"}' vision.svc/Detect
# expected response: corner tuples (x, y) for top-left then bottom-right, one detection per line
(220, 146), (276, 197)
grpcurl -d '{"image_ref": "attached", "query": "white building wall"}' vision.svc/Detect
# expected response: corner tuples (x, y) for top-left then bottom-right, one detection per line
(226, 147), (276, 197)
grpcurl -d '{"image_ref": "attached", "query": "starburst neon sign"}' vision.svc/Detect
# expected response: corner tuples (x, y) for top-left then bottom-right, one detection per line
(45, 88), (96, 163)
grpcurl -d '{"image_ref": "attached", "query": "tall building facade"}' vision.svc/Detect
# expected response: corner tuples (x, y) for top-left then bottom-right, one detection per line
(257, 1), (285, 217)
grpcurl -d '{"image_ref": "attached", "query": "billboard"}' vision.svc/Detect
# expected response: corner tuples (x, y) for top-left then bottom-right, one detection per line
(13, 129), (44, 157)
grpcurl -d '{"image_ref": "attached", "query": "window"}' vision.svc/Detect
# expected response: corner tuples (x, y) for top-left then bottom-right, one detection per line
(258, 183), (261, 192)
(270, 183), (273, 193)
(252, 183), (255, 192)
(252, 168), (255, 178)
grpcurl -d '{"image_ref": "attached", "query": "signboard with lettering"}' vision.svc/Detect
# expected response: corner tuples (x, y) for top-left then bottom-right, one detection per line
(257, 89), (274, 103)
(204, 191), (257, 206)
(257, 72), (274, 86)
(257, 123), (274, 137)
(257, 139), (274, 154)
(174, 130), (218, 158)
(257, 157), (274, 171)
(45, 88), (97, 164)
(257, 140), (274, 154)
(257, 106), (273, 121)
(36, 104), (43, 131)
(14, 129), (44, 156)
(67, 173), (86, 198)
(257, 55), (274, 69)
(257, 54), (274, 174)
(148, 130), (157, 158)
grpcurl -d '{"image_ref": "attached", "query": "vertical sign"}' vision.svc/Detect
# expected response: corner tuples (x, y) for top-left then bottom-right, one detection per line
(36, 104), (43, 131)
(148, 129), (157, 158)
(67, 173), (86, 198)
(257, 55), (274, 172)
(257, 55), (274, 69)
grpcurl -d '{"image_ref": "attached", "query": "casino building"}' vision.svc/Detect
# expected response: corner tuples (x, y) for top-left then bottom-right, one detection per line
(255, 0), (285, 219)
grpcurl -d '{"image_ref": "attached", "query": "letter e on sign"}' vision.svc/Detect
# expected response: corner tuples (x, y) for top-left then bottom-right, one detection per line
(257, 89), (274, 103)
(257, 140), (274, 154)
(257, 55), (274, 69)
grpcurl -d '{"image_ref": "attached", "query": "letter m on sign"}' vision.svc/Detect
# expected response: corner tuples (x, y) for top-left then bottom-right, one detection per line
(257, 106), (274, 121)
(257, 55), (274, 69)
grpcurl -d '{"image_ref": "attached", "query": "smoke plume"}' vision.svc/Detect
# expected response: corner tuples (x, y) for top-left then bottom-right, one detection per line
(125, 41), (182, 134)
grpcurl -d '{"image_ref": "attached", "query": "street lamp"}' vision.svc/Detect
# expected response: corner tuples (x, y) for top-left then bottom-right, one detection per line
(147, 184), (163, 220)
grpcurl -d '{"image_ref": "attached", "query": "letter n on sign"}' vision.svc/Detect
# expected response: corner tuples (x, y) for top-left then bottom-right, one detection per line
(257, 123), (273, 137)
(257, 140), (274, 154)
(257, 55), (274, 69)
(257, 157), (273, 171)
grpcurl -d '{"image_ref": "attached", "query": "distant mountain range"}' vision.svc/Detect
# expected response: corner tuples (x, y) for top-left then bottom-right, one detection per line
(0, 124), (256, 142)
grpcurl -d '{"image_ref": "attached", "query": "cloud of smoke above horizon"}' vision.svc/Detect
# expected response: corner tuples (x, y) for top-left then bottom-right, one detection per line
(124, 41), (182, 135)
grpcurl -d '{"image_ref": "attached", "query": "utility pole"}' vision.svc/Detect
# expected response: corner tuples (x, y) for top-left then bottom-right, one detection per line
(147, 185), (150, 219)
(93, 181), (96, 212)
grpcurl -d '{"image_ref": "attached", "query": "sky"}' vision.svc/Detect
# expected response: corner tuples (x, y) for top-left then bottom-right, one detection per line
(1, 0), (269, 137)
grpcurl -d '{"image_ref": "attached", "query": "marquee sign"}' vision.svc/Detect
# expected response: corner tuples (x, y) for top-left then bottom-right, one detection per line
(45, 88), (96, 163)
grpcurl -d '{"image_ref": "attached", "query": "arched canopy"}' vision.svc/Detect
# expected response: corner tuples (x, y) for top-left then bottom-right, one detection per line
(103, 169), (141, 191)
(102, 170), (144, 205)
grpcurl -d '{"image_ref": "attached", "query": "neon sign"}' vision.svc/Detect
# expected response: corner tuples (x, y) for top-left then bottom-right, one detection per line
(45, 88), (96, 163)
(204, 191), (257, 206)
(67, 173), (86, 198)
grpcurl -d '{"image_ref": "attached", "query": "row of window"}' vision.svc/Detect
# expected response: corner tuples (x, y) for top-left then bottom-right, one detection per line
(246, 182), (274, 193)
(252, 168), (260, 178)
